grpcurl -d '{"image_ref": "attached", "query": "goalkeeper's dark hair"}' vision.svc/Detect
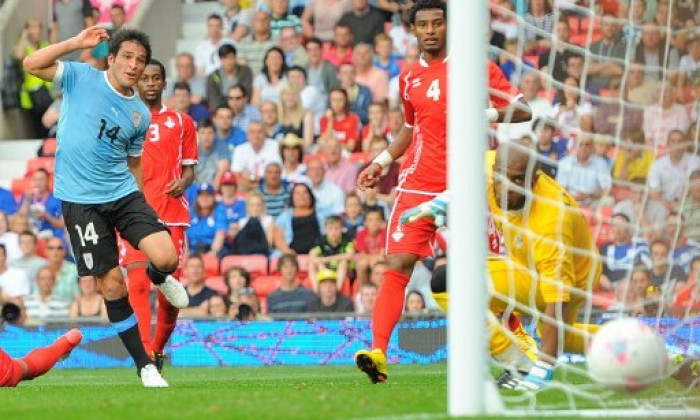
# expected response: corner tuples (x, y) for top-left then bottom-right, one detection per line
(409, 0), (446, 25)
(147, 58), (166, 79)
(108, 28), (152, 64)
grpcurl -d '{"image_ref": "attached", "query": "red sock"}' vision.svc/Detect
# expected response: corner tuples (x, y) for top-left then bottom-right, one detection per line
(372, 269), (410, 355)
(150, 290), (180, 353)
(127, 266), (153, 353)
(23, 333), (76, 380)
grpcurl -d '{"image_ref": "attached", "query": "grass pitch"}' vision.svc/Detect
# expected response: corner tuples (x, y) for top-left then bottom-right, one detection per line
(1, 364), (698, 420)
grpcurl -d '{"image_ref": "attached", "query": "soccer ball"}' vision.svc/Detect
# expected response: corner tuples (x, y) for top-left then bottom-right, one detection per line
(586, 318), (670, 391)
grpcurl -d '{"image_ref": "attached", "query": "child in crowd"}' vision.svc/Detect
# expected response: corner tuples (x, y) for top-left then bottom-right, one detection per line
(309, 215), (355, 290)
(343, 193), (365, 241)
(354, 207), (387, 286)
(373, 33), (402, 79)
(361, 102), (390, 152)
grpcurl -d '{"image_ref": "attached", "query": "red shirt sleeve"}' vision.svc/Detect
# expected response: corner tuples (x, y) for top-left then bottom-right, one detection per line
(398, 69), (415, 127)
(355, 228), (367, 253)
(346, 114), (360, 144)
(488, 61), (521, 109)
(181, 113), (198, 165)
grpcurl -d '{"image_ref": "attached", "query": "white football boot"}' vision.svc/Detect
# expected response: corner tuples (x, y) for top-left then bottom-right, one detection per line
(155, 275), (189, 309)
(140, 364), (169, 388)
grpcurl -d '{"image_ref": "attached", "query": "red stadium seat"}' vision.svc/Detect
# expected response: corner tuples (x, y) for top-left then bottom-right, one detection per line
(251, 275), (282, 297)
(201, 253), (220, 277)
(42, 138), (57, 156)
(10, 177), (31, 199)
(220, 254), (268, 277)
(205, 276), (228, 295)
(26, 157), (55, 175)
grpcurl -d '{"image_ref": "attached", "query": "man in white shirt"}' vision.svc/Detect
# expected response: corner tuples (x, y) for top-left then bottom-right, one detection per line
(22, 266), (70, 319)
(556, 134), (612, 207)
(231, 122), (282, 191)
(0, 244), (30, 299)
(10, 231), (47, 294)
(195, 14), (234, 76)
(648, 129), (700, 212)
(307, 159), (345, 224)
(642, 83), (691, 147)
(496, 71), (553, 143)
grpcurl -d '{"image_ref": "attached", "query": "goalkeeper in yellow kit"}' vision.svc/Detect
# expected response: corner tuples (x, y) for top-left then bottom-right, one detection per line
(402, 140), (602, 390)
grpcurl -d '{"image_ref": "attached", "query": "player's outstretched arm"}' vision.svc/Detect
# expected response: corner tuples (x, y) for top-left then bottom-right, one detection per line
(487, 98), (532, 124)
(357, 125), (413, 190)
(23, 25), (108, 82)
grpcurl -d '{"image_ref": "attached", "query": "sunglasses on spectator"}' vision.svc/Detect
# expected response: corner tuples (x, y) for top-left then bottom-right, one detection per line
(47, 245), (64, 250)
(228, 95), (244, 100)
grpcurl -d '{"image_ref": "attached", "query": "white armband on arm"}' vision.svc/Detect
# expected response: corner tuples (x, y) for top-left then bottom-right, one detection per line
(485, 108), (499, 123)
(371, 150), (394, 169)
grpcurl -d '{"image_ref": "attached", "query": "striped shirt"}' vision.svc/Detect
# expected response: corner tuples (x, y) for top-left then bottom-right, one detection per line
(24, 294), (70, 319)
(259, 181), (292, 218)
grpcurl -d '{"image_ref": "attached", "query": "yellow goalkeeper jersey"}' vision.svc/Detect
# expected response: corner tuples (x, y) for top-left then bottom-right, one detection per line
(487, 171), (601, 303)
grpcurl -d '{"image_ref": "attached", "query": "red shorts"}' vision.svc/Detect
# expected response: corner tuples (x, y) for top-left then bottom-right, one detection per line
(0, 347), (22, 387)
(386, 191), (439, 257)
(118, 226), (187, 277)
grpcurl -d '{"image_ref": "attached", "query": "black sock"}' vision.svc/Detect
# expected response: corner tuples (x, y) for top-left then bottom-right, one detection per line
(147, 262), (175, 286)
(105, 295), (153, 371)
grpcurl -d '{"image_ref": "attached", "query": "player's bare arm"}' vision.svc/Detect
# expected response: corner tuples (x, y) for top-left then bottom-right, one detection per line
(127, 155), (144, 190)
(493, 97), (532, 124)
(357, 125), (414, 190)
(165, 165), (195, 198)
(23, 25), (109, 81)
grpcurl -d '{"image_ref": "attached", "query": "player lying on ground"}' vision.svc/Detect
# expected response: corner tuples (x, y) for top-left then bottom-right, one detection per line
(354, 0), (531, 385)
(0, 329), (82, 387)
(121, 59), (197, 371)
(23, 26), (189, 387)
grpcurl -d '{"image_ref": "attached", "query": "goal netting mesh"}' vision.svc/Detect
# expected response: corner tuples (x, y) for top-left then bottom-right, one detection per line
(484, 0), (699, 415)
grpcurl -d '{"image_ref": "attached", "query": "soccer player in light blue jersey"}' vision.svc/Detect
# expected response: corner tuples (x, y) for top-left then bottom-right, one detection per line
(23, 26), (189, 388)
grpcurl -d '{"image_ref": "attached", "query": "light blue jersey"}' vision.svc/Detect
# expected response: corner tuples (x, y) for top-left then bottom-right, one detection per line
(53, 61), (150, 204)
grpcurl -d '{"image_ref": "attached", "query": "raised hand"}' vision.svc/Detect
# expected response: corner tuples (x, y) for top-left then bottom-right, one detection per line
(356, 163), (382, 190)
(74, 25), (109, 50)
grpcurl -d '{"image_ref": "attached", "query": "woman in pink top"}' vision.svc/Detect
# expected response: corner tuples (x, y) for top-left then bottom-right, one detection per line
(301, 0), (353, 42)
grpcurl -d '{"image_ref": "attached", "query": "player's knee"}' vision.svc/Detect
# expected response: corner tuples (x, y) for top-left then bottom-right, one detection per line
(150, 248), (179, 273)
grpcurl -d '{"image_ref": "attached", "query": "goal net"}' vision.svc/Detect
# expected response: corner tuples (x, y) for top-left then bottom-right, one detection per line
(453, 0), (700, 416)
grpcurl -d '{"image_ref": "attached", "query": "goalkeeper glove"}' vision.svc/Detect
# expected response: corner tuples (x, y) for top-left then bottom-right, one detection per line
(516, 361), (554, 391)
(400, 192), (450, 227)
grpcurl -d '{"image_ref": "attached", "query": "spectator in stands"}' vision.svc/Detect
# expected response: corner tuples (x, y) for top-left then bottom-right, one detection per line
(10, 231), (46, 292)
(321, 87), (363, 151)
(523, 0), (554, 54)
(221, 0), (252, 41)
(14, 18), (52, 138)
(593, 135), (613, 170)
(286, 66), (325, 130)
(236, 286), (262, 318)
(599, 213), (652, 291)
(181, 255), (217, 316)
(307, 159), (345, 222)
(369, 260), (386, 289)
(649, 239), (687, 290)
(404, 290), (427, 314)
(206, 45), (254, 110)
(634, 21), (680, 82)
(274, 183), (323, 255)
(17, 169), (64, 239)
(322, 139), (357, 195)
(238, 11), (277, 77)
(279, 133), (309, 184)
(309, 215), (354, 289)
(306, 268), (354, 312)
(358, 137), (398, 209)
(665, 212), (700, 275)
(195, 118), (229, 190)
(612, 128), (654, 182)
(269, 0), (303, 37)
(354, 43), (388, 104)
(612, 264), (652, 314)
(336, 63), (372, 126)
(586, 14), (626, 92)
(260, 101), (284, 141)
(225, 266), (251, 305)
(267, 254), (314, 313)
(69, 275), (105, 318)
(231, 122), (283, 191)
(556, 133), (612, 207)
(172, 82), (211, 123)
(343, 192), (364, 241)
(677, 31), (700, 102)
(682, 170), (700, 243)
(233, 302), (258, 320)
(499, 39), (537, 86)
(207, 294), (230, 317)
(50, 0), (93, 61)
(44, 237), (78, 301)
(226, 84), (262, 132)
(674, 255), (700, 310)
(387, 107), (404, 143)
(648, 130), (700, 211)
(305, 37), (339, 98)
(621, 0), (646, 45)
(625, 62), (661, 106)
(278, 84), (314, 146)
(539, 17), (577, 84)
(490, 0), (518, 40)
(373, 33), (401, 80)
(215, 171), (247, 229)
(0, 213), (21, 262)
(41, 92), (62, 138)
(163, 53), (206, 104)
(361, 102), (389, 152)
(614, 178), (668, 240)
(259, 162), (292, 217)
(195, 14), (234, 76)
(550, 76), (594, 140)
(301, 0), (353, 42)
(279, 27), (309, 68)
(252, 47), (288, 107)
(225, 191), (275, 256)
(387, 8), (416, 56)
(355, 282), (377, 315)
(354, 207), (386, 286)
(533, 118), (565, 178)
(23, 267), (69, 319)
(593, 79), (644, 137)
(323, 22), (355, 67)
(188, 184), (226, 254)
(338, 0), (384, 46)
(213, 105), (248, 156)
(0, 244), (30, 298)
(643, 84), (691, 147)
(0, 189), (17, 216)
(496, 70), (552, 144)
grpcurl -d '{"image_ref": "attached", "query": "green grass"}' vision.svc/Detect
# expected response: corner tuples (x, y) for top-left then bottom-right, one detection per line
(1, 364), (698, 420)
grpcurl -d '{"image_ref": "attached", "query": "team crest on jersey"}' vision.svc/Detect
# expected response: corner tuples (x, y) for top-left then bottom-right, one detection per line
(132, 110), (142, 127)
(164, 116), (175, 129)
(392, 224), (404, 242)
(84, 252), (94, 270)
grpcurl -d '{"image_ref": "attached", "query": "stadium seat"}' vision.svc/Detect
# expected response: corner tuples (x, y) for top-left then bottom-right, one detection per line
(201, 253), (220, 277)
(26, 157), (55, 175)
(220, 254), (268, 277)
(10, 177), (31, 199)
(251, 275), (282, 297)
(42, 138), (57, 156)
(205, 276), (228, 295)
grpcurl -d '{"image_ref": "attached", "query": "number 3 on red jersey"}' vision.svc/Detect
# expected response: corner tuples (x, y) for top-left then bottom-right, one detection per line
(148, 124), (160, 142)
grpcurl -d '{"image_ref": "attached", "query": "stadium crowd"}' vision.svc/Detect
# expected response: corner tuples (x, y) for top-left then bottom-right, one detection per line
(1, 0), (699, 324)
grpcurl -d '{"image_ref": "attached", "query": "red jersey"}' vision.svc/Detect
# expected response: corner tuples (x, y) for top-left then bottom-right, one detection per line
(320, 113), (361, 147)
(355, 227), (387, 255)
(142, 105), (198, 226)
(398, 57), (521, 194)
